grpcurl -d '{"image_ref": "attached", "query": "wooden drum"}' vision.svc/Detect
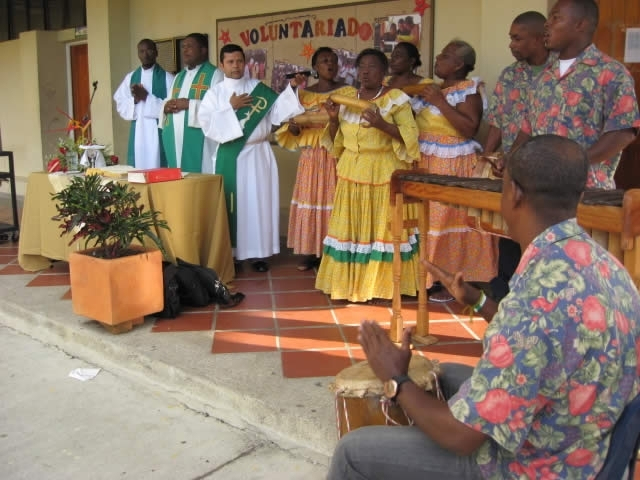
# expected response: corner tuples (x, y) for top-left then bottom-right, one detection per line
(329, 356), (440, 439)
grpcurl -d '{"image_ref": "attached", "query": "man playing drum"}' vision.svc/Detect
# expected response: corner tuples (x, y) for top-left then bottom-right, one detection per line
(327, 135), (640, 479)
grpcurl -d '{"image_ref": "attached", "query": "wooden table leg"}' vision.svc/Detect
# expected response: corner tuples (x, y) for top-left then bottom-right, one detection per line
(412, 198), (437, 346)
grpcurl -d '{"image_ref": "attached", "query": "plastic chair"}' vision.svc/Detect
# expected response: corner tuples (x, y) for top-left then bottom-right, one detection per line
(596, 394), (640, 479)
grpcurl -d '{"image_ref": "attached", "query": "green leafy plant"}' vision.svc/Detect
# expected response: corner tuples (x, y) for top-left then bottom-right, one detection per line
(51, 174), (170, 259)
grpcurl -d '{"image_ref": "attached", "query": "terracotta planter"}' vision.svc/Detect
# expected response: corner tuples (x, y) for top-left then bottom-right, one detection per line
(69, 247), (163, 332)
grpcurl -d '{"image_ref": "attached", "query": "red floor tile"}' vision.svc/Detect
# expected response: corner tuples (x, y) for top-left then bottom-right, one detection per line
(233, 292), (273, 310)
(215, 310), (275, 330)
(151, 312), (213, 332)
(232, 278), (271, 294)
(281, 350), (358, 378)
(332, 304), (392, 325)
(279, 326), (347, 350)
(211, 330), (278, 353)
(276, 309), (336, 328)
(0, 264), (31, 275)
(181, 304), (216, 313)
(44, 261), (70, 274)
(271, 276), (318, 292)
(274, 291), (330, 309)
(0, 245), (19, 254)
(26, 273), (71, 287)
(0, 254), (17, 264)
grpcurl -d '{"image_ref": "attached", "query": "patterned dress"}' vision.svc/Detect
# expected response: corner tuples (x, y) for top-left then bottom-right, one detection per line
(275, 86), (353, 257)
(521, 44), (640, 189)
(413, 78), (498, 287)
(449, 219), (640, 479)
(315, 88), (420, 302)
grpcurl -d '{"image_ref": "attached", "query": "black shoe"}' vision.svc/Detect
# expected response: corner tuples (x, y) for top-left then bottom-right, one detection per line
(426, 281), (443, 296)
(252, 260), (269, 272)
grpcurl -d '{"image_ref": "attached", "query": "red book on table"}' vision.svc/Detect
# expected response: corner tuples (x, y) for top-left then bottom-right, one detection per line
(127, 167), (182, 183)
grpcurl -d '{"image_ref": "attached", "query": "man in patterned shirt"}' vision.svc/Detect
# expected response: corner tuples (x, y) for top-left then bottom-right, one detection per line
(517, 0), (640, 189)
(327, 135), (640, 480)
(482, 11), (550, 302)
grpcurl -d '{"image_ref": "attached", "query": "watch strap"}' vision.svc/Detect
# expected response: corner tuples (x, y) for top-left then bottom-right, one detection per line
(391, 374), (412, 401)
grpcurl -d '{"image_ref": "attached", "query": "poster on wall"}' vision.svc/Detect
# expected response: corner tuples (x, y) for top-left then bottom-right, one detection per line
(216, 0), (434, 92)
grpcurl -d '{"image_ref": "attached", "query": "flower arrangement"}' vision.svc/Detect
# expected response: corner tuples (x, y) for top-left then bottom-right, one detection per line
(46, 136), (119, 173)
(51, 173), (169, 259)
(46, 109), (119, 172)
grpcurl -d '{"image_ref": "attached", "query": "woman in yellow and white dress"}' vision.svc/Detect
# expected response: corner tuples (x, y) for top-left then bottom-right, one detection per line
(276, 47), (352, 271)
(315, 48), (420, 303)
(414, 40), (497, 298)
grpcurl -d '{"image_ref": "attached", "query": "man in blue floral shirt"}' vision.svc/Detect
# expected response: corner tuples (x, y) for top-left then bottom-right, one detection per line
(327, 135), (640, 480)
(518, 0), (640, 189)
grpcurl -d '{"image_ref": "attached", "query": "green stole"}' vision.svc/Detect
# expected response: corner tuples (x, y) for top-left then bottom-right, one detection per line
(162, 62), (217, 172)
(128, 64), (168, 167)
(215, 82), (278, 247)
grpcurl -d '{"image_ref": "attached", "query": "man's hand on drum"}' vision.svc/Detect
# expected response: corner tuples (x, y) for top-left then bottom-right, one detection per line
(359, 320), (411, 381)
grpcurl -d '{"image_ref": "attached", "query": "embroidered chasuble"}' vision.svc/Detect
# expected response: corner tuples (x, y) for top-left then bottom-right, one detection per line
(198, 78), (304, 259)
(127, 64), (169, 167)
(162, 62), (218, 172)
(216, 82), (278, 247)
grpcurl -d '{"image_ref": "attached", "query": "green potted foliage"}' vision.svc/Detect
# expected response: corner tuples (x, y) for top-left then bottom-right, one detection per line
(52, 174), (170, 333)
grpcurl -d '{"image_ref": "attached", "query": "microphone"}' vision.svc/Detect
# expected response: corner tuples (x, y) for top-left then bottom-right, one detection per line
(285, 70), (312, 79)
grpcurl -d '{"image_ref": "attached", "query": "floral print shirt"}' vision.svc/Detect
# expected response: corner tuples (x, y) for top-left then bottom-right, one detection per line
(485, 58), (550, 153)
(449, 219), (640, 479)
(521, 44), (640, 189)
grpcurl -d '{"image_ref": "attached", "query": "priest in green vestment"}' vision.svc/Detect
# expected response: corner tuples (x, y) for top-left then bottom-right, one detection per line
(160, 33), (223, 173)
(198, 44), (304, 272)
(113, 39), (174, 169)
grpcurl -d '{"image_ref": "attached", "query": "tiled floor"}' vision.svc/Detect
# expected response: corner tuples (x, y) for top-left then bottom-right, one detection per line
(0, 231), (487, 379)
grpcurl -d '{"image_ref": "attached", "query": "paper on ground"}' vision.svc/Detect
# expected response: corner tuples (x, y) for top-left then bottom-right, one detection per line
(69, 368), (101, 381)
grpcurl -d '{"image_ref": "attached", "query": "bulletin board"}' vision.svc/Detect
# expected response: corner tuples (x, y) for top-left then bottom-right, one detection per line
(216, 0), (434, 92)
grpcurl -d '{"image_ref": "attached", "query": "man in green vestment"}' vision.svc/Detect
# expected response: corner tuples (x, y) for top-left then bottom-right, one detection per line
(161, 33), (223, 173)
(113, 39), (174, 169)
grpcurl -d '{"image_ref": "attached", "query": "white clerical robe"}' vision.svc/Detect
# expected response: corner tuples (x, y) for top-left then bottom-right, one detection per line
(113, 66), (174, 169)
(198, 77), (304, 260)
(159, 65), (224, 172)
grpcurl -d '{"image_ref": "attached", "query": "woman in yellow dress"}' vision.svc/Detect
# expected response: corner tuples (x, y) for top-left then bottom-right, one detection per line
(414, 40), (497, 300)
(276, 48), (352, 271)
(315, 48), (420, 303)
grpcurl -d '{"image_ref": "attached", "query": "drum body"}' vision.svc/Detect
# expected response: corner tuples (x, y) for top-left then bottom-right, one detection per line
(330, 356), (439, 439)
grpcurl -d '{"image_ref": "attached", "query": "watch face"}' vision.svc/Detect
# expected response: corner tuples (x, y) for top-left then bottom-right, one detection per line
(383, 379), (398, 399)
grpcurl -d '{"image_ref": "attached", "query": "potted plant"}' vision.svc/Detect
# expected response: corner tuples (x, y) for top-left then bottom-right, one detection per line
(52, 173), (170, 333)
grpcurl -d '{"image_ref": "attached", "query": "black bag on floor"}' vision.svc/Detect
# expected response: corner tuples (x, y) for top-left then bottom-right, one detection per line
(176, 258), (245, 308)
(154, 262), (182, 318)
(174, 259), (211, 307)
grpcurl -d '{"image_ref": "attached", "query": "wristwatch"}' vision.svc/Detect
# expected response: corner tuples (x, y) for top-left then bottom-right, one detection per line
(383, 374), (412, 402)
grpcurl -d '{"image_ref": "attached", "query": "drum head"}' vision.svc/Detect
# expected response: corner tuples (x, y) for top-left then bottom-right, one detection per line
(330, 356), (439, 397)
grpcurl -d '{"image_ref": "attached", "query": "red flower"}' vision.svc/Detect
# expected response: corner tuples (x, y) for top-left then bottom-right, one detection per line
(566, 91), (582, 106)
(110, 155), (119, 165)
(568, 383), (597, 416)
(487, 335), (514, 368)
(477, 389), (512, 423)
(597, 70), (615, 86)
(582, 295), (607, 332)
(509, 89), (520, 101)
(531, 296), (559, 313)
(564, 240), (592, 266)
(566, 448), (594, 467)
(614, 95), (637, 115)
(597, 261), (611, 279)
